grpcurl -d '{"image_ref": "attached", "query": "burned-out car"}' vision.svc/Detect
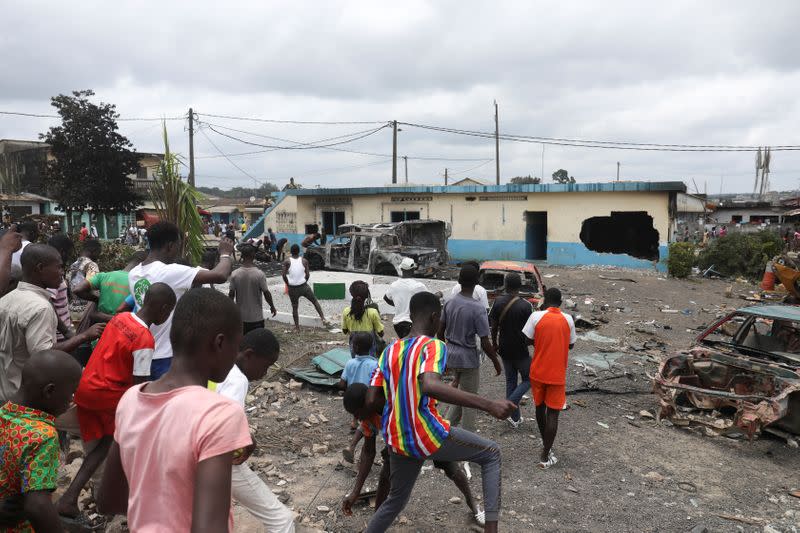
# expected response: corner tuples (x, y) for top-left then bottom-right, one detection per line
(479, 260), (545, 306)
(305, 220), (449, 276)
(654, 305), (800, 438)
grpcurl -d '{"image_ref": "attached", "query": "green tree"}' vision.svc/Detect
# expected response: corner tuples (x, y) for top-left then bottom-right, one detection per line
(41, 90), (141, 232)
(196, 182), (278, 199)
(552, 169), (576, 184)
(510, 175), (541, 184)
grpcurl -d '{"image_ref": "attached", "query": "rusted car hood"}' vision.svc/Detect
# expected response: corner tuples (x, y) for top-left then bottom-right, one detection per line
(654, 346), (800, 437)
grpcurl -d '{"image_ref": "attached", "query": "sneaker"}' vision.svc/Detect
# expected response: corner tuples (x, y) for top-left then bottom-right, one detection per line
(506, 416), (523, 429)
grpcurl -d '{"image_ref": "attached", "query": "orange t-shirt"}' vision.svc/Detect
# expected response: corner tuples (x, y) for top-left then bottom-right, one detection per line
(360, 413), (382, 438)
(522, 307), (576, 385)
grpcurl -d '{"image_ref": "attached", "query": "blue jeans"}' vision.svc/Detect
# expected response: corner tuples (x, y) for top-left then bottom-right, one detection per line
(503, 355), (532, 422)
(149, 357), (172, 380)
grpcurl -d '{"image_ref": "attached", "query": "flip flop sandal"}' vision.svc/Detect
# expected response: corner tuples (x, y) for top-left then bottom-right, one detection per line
(59, 512), (106, 531)
(341, 448), (355, 464)
(473, 509), (486, 526)
(538, 451), (559, 470)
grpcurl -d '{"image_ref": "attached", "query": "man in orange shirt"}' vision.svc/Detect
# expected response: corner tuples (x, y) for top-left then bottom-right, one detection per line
(521, 288), (576, 469)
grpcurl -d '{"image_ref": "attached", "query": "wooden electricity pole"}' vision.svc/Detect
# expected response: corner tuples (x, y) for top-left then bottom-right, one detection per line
(402, 155), (408, 183)
(392, 120), (398, 184)
(188, 107), (195, 187)
(494, 101), (500, 185)
(444, 168), (448, 186)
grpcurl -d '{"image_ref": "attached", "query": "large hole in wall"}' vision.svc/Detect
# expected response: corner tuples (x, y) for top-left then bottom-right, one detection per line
(579, 212), (660, 261)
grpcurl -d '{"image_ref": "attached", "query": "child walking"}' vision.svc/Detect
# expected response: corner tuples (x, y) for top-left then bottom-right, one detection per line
(97, 288), (252, 532)
(215, 328), (296, 532)
(0, 350), (82, 532)
(56, 283), (176, 524)
(338, 332), (378, 463)
(365, 291), (515, 533)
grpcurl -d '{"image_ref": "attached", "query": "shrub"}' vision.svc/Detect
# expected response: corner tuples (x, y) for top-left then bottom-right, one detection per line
(71, 236), (138, 272)
(697, 230), (783, 280)
(667, 242), (695, 278)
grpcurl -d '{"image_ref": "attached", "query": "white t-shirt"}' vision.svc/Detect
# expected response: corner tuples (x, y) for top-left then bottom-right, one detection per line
(386, 278), (427, 324)
(216, 364), (249, 407)
(10, 240), (30, 268)
(128, 260), (200, 360)
(449, 284), (489, 309)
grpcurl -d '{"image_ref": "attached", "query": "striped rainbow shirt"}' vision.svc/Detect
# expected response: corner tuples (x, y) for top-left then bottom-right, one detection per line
(370, 335), (451, 458)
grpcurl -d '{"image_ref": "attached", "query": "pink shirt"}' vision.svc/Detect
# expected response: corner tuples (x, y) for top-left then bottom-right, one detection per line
(114, 384), (251, 532)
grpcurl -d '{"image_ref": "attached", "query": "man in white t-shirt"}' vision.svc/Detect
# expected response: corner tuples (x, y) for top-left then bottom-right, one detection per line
(10, 222), (38, 269)
(383, 258), (427, 338)
(128, 222), (234, 379)
(215, 328), (296, 532)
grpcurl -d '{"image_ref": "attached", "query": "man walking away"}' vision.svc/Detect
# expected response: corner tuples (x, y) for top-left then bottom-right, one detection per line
(229, 244), (277, 335)
(489, 273), (533, 429)
(282, 244), (327, 331)
(438, 264), (502, 434)
(383, 258), (426, 338)
(522, 287), (576, 469)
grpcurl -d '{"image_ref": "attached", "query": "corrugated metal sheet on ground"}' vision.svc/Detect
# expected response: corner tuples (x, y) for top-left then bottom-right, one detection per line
(285, 347), (351, 386)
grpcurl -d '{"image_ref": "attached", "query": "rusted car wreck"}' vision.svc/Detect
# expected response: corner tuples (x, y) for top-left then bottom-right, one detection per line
(654, 305), (800, 438)
(304, 220), (449, 276)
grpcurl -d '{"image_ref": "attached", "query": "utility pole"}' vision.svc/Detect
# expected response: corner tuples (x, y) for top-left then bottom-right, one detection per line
(392, 120), (398, 184)
(188, 107), (195, 187)
(616, 161), (620, 182)
(444, 168), (448, 186)
(402, 156), (408, 183)
(494, 101), (500, 185)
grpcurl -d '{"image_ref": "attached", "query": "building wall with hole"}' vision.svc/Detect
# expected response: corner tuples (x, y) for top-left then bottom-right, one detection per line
(254, 184), (678, 270)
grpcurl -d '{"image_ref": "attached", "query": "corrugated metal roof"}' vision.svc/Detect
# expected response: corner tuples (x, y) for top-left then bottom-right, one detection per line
(737, 305), (800, 321)
(281, 181), (686, 197)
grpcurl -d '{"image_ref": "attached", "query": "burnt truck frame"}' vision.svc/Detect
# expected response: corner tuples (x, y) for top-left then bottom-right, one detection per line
(304, 220), (449, 276)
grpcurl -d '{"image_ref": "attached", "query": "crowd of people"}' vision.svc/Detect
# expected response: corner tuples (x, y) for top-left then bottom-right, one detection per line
(0, 219), (577, 533)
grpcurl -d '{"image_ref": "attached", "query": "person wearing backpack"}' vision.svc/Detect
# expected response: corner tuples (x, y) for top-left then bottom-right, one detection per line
(488, 273), (533, 429)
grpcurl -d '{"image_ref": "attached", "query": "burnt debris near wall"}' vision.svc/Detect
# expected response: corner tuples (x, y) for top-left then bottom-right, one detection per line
(580, 211), (660, 261)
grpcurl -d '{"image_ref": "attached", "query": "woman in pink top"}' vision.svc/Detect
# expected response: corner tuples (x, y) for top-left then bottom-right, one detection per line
(98, 288), (252, 533)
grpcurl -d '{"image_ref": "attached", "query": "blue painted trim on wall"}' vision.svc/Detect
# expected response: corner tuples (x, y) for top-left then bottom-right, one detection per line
(448, 239), (525, 261)
(280, 180), (686, 197)
(547, 242), (667, 272)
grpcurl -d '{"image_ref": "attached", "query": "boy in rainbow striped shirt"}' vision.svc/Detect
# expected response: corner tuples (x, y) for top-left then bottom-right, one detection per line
(365, 291), (515, 533)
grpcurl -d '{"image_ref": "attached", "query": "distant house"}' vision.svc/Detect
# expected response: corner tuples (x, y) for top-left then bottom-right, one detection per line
(199, 196), (268, 226)
(449, 177), (485, 187)
(0, 138), (163, 238)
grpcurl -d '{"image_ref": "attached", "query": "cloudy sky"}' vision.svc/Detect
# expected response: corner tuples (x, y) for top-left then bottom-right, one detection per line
(2, 1), (800, 193)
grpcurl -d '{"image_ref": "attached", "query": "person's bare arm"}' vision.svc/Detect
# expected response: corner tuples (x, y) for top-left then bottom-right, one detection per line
(303, 258), (310, 283)
(420, 372), (514, 419)
(72, 280), (98, 303)
(481, 336), (502, 376)
(365, 386), (386, 415)
(281, 260), (290, 286)
(193, 239), (234, 286)
(97, 442), (129, 516)
(23, 491), (63, 533)
(53, 323), (104, 353)
(0, 225), (21, 295)
(383, 294), (395, 306)
(262, 289), (276, 316)
(191, 453), (235, 533)
(342, 434), (376, 515)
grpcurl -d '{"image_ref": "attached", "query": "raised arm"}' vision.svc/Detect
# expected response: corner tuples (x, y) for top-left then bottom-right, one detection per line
(193, 239), (234, 286)
(191, 453), (235, 533)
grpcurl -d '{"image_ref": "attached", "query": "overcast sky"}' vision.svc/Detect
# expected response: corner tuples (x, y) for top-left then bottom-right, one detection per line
(2, 1), (800, 193)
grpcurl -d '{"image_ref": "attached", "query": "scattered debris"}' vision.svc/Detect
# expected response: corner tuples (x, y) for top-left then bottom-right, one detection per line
(596, 421), (610, 429)
(598, 275), (638, 283)
(643, 471), (665, 482)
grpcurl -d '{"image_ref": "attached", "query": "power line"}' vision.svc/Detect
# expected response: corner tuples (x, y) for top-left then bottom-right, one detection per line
(196, 112), (384, 125)
(199, 121), (493, 161)
(398, 122), (800, 152)
(203, 122), (390, 151)
(198, 127), (265, 185)
(0, 110), (186, 121)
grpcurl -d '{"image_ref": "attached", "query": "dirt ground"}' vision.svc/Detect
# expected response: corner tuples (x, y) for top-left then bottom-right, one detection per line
(59, 266), (800, 532)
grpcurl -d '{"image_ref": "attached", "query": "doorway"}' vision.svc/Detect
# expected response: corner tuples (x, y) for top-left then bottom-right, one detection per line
(525, 211), (547, 260)
(322, 211), (345, 236)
